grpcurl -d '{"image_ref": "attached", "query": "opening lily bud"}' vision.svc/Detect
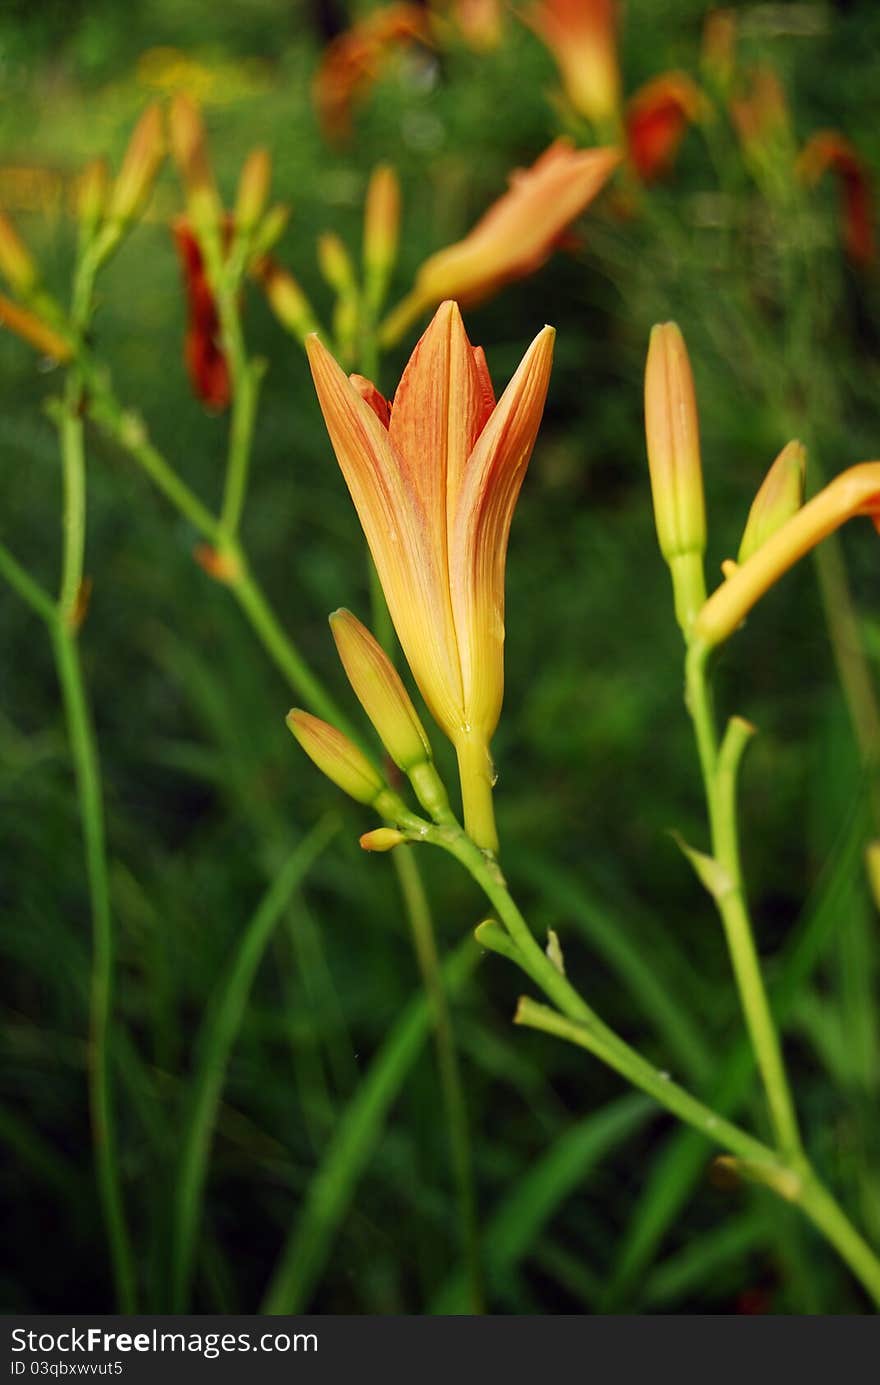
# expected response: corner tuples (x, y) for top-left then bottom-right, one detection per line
(286, 709), (384, 806)
(169, 92), (222, 231)
(108, 103), (165, 225)
(0, 212), (38, 296)
(235, 148), (271, 233)
(360, 827), (405, 852)
(695, 461), (880, 649)
(738, 440), (805, 564)
(644, 321), (708, 634)
(330, 609), (432, 773)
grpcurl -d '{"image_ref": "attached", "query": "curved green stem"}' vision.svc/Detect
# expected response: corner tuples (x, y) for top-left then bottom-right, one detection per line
(685, 641), (803, 1160)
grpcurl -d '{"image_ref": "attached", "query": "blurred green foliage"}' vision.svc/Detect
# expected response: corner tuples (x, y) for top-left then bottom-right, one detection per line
(2, 0), (880, 1314)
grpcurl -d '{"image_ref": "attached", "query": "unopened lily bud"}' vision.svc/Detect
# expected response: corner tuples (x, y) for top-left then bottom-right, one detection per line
(0, 212), (38, 296)
(330, 608), (432, 773)
(865, 841), (880, 912)
(286, 708), (384, 806)
(644, 322), (707, 633)
(108, 103), (165, 224)
(360, 827), (405, 852)
(169, 92), (221, 230)
(77, 158), (110, 236)
(235, 147), (271, 233)
(317, 232), (357, 298)
(701, 9), (737, 91)
(363, 164), (400, 308)
(249, 204), (290, 263)
(0, 294), (71, 360)
(259, 260), (321, 341)
(738, 440), (805, 563)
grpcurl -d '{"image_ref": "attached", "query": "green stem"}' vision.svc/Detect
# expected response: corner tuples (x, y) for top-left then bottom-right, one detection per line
(685, 641), (803, 1160)
(224, 552), (355, 736)
(514, 999), (778, 1171)
(392, 846), (483, 1313)
(0, 538), (56, 623)
(51, 620), (137, 1311)
(57, 383), (86, 624)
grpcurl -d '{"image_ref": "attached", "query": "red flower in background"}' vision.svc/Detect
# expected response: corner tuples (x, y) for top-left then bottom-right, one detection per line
(626, 73), (703, 182)
(799, 131), (875, 268)
(313, 3), (431, 143)
(173, 217), (230, 411)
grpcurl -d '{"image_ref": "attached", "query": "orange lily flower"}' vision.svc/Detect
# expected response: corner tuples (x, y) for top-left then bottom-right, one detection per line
(382, 140), (619, 342)
(307, 301), (555, 852)
(695, 462), (880, 649)
(448, 0), (505, 52)
(524, 0), (620, 128)
(313, 3), (430, 143)
(799, 131), (875, 268)
(626, 73), (703, 182)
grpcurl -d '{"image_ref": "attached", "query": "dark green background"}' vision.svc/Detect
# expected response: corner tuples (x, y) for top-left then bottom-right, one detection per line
(2, 0), (880, 1313)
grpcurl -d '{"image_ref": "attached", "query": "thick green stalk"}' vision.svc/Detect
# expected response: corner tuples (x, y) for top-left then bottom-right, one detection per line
(51, 620), (137, 1311)
(685, 641), (803, 1160)
(392, 846), (483, 1313)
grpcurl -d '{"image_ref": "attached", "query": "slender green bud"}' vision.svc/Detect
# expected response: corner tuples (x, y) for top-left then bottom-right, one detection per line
(235, 147), (271, 233)
(77, 158), (110, 237)
(259, 260), (320, 341)
(363, 163), (400, 311)
(865, 841), (880, 913)
(249, 204), (290, 263)
(317, 232), (357, 298)
(330, 609), (432, 772)
(108, 103), (165, 224)
(644, 321), (708, 633)
(360, 827), (405, 852)
(0, 211), (38, 296)
(286, 708), (384, 805)
(737, 440), (806, 563)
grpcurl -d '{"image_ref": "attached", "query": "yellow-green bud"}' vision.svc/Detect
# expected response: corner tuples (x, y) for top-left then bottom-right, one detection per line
(108, 103), (165, 224)
(317, 232), (357, 298)
(249, 204), (290, 263)
(330, 609), (432, 772)
(259, 260), (320, 341)
(0, 212), (37, 296)
(235, 147), (271, 233)
(644, 321), (708, 633)
(737, 440), (805, 563)
(77, 158), (110, 236)
(865, 841), (880, 913)
(363, 163), (400, 309)
(359, 827), (405, 852)
(286, 708), (384, 805)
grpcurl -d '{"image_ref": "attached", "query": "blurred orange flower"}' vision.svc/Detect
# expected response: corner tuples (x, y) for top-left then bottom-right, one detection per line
(386, 140), (619, 336)
(307, 301), (555, 850)
(314, 3), (431, 142)
(799, 131), (875, 267)
(524, 0), (620, 128)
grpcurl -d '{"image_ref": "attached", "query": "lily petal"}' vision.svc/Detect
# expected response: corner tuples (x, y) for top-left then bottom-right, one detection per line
(449, 324), (556, 736)
(307, 333), (465, 732)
